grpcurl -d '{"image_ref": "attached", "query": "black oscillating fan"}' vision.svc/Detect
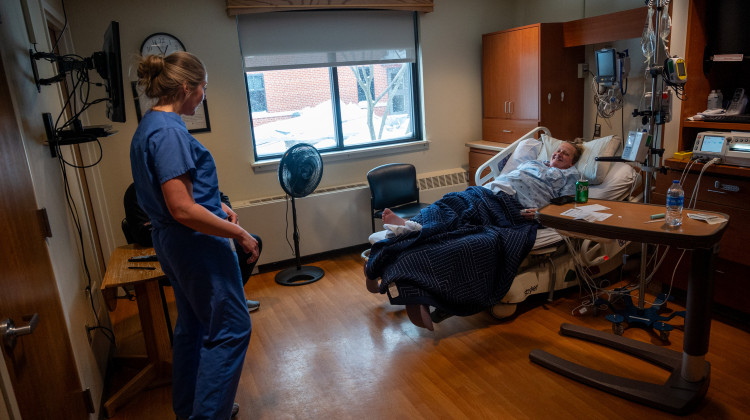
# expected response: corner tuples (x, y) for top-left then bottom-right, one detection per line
(275, 143), (325, 286)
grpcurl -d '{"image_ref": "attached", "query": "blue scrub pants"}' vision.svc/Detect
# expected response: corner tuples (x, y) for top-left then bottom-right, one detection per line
(153, 224), (252, 420)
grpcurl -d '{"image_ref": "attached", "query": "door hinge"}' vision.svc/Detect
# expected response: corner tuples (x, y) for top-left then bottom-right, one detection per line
(36, 208), (52, 238)
(82, 388), (95, 413)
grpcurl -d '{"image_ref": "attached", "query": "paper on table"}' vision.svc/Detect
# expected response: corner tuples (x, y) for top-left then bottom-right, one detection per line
(560, 207), (613, 222)
(687, 213), (727, 225)
(574, 204), (610, 212)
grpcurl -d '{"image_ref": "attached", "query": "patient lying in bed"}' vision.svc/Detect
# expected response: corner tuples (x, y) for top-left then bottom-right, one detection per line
(365, 141), (583, 330)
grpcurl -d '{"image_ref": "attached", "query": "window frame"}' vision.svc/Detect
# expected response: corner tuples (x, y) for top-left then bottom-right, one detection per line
(240, 11), (424, 164)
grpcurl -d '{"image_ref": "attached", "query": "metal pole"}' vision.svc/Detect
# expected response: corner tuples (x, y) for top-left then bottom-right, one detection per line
(639, 0), (663, 311)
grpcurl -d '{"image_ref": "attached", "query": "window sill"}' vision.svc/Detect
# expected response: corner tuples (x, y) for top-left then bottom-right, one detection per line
(251, 140), (430, 173)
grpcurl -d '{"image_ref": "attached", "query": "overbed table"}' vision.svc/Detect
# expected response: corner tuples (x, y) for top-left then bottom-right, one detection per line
(101, 244), (172, 418)
(530, 199), (729, 415)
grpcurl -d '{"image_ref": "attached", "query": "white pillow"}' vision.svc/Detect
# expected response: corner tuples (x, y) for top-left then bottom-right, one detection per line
(589, 162), (638, 201)
(538, 134), (621, 185)
(500, 138), (542, 175)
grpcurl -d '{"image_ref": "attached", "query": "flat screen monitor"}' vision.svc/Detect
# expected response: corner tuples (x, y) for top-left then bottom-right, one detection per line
(93, 21), (126, 123)
(595, 48), (616, 86)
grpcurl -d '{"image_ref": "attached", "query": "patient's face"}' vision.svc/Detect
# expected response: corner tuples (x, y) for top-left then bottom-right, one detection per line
(549, 143), (576, 169)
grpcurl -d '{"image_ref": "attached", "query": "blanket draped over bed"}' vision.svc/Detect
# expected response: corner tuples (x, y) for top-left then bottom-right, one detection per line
(365, 186), (538, 317)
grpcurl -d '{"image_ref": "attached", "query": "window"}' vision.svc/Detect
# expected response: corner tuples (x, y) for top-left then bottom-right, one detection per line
(238, 10), (421, 160)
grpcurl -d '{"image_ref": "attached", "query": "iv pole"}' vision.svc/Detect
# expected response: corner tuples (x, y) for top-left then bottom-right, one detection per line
(635, 0), (674, 325)
(606, 0), (680, 337)
(637, 0), (663, 314)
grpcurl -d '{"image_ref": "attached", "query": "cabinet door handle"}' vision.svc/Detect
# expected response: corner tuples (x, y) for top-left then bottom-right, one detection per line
(561, 91), (565, 102)
(502, 130), (512, 133)
(547, 93), (551, 104)
(509, 101), (513, 114)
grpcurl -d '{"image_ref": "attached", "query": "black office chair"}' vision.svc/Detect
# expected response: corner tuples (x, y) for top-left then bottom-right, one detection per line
(367, 163), (430, 232)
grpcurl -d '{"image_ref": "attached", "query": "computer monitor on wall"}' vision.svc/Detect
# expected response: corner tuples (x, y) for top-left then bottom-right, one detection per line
(92, 21), (126, 123)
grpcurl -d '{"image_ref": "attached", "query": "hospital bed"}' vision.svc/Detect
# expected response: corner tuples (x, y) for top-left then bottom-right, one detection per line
(364, 127), (642, 322)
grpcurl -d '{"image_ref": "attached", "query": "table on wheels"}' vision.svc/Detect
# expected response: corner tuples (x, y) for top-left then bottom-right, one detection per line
(100, 244), (172, 418)
(531, 199), (728, 415)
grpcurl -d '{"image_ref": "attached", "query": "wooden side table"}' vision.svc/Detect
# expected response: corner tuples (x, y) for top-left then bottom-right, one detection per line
(101, 244), (173, 417)
(530, 199), (729, 415)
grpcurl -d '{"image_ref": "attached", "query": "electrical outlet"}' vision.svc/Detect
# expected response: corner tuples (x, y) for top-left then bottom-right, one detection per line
(594, 123), (601, 138)
(578, 63), (589, 78)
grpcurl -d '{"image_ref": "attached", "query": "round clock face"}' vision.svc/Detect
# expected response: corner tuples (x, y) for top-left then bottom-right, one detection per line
(140, 33), (186, 57)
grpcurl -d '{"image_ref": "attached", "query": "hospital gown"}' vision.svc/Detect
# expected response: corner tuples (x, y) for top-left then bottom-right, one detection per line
(484, 160), (580, 208)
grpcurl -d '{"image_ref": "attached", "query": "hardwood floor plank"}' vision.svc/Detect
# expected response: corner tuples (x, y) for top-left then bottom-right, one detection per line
(105, 249), (750, 419)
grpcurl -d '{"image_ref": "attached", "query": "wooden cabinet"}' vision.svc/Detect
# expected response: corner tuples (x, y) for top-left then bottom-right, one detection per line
(677, 0), (750, 152)
(482, 23), (584, 143)
(653, 0), (750, 316)
(652, 160), (750, 314)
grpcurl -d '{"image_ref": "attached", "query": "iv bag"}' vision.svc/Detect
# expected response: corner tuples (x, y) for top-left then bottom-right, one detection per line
(641, 8), (655, 61)
(659, 12), (671, 41)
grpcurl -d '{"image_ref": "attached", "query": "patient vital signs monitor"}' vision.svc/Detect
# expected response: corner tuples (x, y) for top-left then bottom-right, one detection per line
(693, 131), (750, 167)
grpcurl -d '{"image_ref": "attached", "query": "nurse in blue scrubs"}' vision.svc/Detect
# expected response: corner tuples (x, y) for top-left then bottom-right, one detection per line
(130, 51), (257, 420)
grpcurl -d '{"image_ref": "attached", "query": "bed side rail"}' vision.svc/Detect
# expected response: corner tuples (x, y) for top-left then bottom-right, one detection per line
(474, 126), (552, 187)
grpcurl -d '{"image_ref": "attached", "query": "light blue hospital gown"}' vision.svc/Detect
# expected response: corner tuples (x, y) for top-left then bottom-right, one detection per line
(485, 160), (580, 208)
(130, 109), (250, 420)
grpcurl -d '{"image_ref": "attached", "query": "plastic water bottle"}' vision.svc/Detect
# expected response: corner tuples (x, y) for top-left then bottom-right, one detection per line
(666, 180), (684, 227)
(707, 90), (722, 110)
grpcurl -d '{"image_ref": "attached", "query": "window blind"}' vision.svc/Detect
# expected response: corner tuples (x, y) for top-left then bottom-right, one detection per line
(237, 10), (417, 71)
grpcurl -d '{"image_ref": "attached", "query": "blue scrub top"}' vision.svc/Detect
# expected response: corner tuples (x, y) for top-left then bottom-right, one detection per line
(130, 110), (227, 229)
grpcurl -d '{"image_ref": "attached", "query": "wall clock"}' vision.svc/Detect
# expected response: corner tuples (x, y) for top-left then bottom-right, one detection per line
(140, 32), (186, 57)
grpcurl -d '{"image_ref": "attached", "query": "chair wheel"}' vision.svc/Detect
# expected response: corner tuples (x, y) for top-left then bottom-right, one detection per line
(612, 322), (625, 336)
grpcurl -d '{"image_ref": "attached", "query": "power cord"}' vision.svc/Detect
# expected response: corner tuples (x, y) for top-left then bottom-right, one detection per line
(687, 157), (720, 209)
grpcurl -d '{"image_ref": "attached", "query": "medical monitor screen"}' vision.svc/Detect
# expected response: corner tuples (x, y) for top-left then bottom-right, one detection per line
(700, 135), (725, 153)
(595, 48), (616, 86)
(676, 60), (686, 78)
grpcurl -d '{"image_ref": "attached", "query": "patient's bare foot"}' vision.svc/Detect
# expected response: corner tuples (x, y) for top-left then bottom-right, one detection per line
(382, 208), (406, 226)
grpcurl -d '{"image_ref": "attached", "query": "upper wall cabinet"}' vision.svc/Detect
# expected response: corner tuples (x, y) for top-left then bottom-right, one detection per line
(482, 23), (584, 143)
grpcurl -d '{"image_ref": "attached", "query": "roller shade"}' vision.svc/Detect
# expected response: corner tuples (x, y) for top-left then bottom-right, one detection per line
(238, 10), (417, 71)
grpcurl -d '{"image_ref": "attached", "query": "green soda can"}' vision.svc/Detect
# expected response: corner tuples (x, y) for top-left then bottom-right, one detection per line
(575, 179), (589, 203)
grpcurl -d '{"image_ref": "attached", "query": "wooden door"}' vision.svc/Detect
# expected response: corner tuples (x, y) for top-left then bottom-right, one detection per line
(482, 30), (511, 119)
(507, 25), (539, 122)
(0, 54), (89, 418)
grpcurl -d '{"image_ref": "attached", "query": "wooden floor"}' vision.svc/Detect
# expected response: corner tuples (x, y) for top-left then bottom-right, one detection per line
(105, 248), (750, 419)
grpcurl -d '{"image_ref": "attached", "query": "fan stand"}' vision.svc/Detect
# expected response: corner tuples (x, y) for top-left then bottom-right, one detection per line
(275, 196), (324, 286)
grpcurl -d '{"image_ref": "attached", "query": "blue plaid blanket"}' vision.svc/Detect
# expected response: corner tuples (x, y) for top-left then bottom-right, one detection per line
(365, 186), (537, 316)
